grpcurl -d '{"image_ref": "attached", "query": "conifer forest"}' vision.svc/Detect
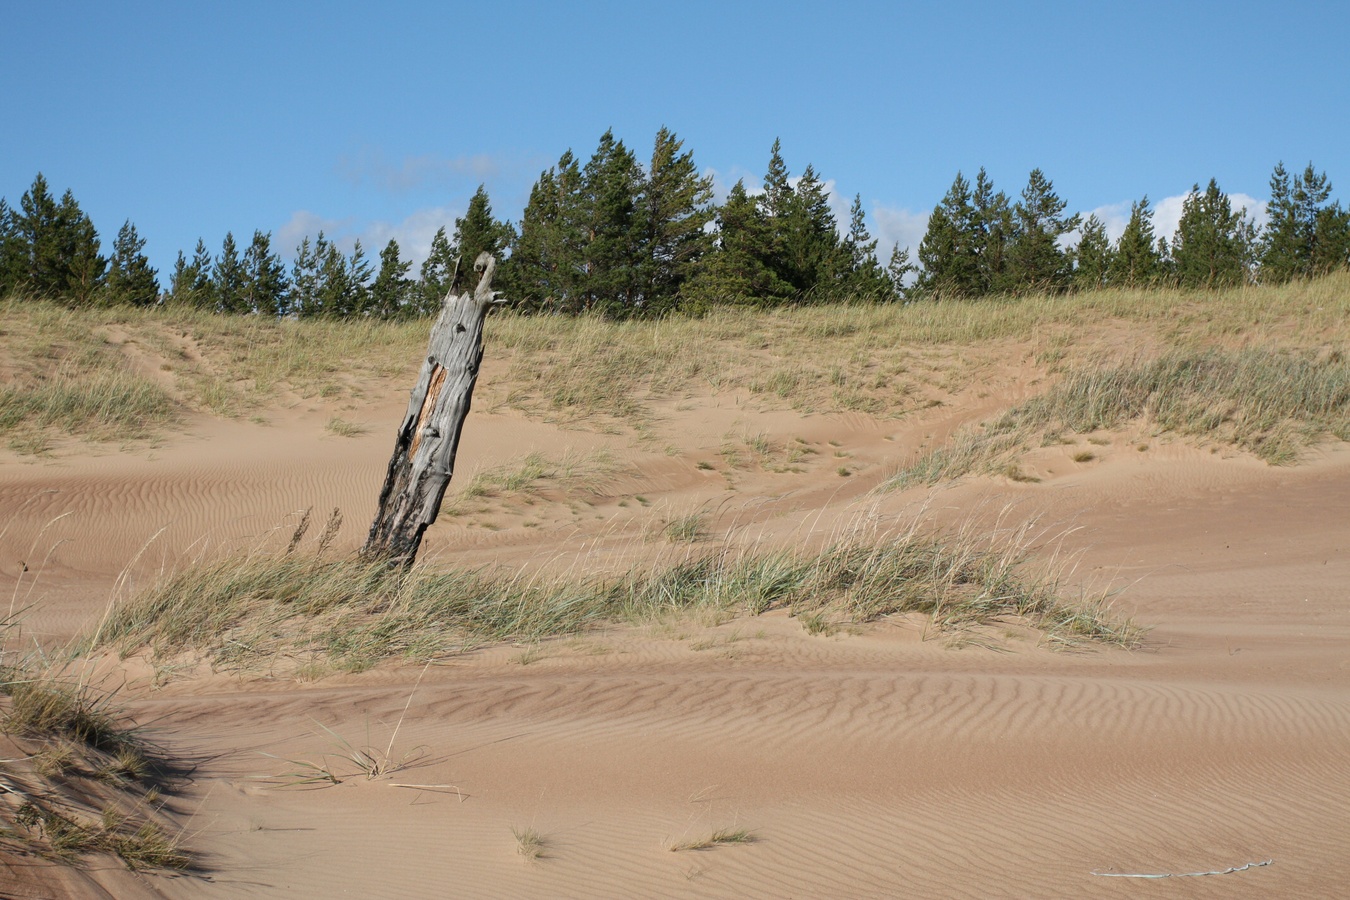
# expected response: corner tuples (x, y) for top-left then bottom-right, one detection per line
(3, 130), (1347, 316)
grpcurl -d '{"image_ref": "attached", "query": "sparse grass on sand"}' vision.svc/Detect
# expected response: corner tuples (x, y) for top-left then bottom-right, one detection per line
(662, 511), (710, 543)
(448, 450), (616, 514)
(669, 828), (756, 852)
(888, 347), (1350, 486)
(88, 517), (1139, 673)
(5, 272), (1347, 451)
(324, 416), (368, 438)
(0, 637), (190, 870)
(511, 825), (546, 860)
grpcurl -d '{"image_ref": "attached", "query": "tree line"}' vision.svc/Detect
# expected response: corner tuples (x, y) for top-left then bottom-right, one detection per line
(917, 162), (1349, 298)
(2, 133), (1347, 318)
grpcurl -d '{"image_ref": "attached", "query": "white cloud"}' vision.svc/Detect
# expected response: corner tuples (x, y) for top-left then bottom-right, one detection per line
(873, 205), (930, 259)
(360, 207), (460, 269)
(1154, 192), (1270, 243)
(276, 210), (358, 256)
(1080, 201), (1134, 242)
(704, 165), (760, 203)
(702, 167), (858, 239)
(1149, 194), (1189, 246)
(337, 148), (500, 193)
(1078, 191), (1270, 248)
(814, 177), (852, 236)
(277, 206), (461, 269)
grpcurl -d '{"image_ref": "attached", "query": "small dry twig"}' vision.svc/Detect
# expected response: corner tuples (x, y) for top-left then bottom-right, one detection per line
(1092, 859), (1272, 878)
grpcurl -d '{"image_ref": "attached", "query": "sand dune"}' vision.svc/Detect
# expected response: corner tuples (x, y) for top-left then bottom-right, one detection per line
(1, 361), (1347, 898)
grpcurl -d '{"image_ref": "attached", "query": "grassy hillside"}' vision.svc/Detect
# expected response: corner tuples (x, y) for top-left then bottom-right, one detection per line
(2, 273), (1347, 456)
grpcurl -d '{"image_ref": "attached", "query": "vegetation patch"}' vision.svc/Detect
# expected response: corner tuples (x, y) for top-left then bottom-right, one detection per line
(890, 347), (1350, 486)
(3, 274), (1349, 447)
(89, 523), (1139, 673)
(0, 653), (190, 871)
(669, 828), (756, 852)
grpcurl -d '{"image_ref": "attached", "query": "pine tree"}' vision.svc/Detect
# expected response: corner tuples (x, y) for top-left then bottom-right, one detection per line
(1172, 179), (1247, 289)
(213, 232), (246, 312)
(1313, 201), (1350, 276)
(105, 220), (159, 306)
(168, 238), (214, 306)
(917, 172), (981, 299)
(1072, 214), (1113, 291)
(315, 240), (371, 317)
(314, 240), (350, 318)
(17, 174), (62, 298)
(776, 164), (848, 301)
(642, 126), (714, 313)
(58, 192), (106, 306)
(755, 139), (797, 301)
(580, 129), (645, 315)
(886, 244), (917, 301)
(1260, 162), (1301, 282)
(509, 151), (586, 312)
(289, 234), (322, 317)
(1110, 197), (1161, 286)
(682, 179), (787, 311)
(762, 138), (793, 222)
(1007, 169), (1078, 294)
(369, 238), (414, 318)
(418, 226), (458, 314)
(17, 177), (106, 305)
(243, 230), (289, 316)
(972, 169), (1015, 294)
(452, 185), (514, 294)
(0, 199), (26, 296)
(1261, 161), (1350, 281)
(842, 194), (892, 300)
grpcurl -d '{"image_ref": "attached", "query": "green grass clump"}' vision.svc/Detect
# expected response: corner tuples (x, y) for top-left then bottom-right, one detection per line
(325, 416), (368, 437)
(890, 347), (1350, 486)
(662, 512), (709, 543)
(0, 670), (145, 763)
(1003, 348), (1349, 463)
(0, 363), (176, 452)
(0, 654), (190, 871)
(511, 825), (547, 860)
(90, 524), (1139, 672)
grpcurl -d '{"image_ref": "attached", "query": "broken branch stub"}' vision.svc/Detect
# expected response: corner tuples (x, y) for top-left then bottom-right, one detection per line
(362, 252), (505, 565)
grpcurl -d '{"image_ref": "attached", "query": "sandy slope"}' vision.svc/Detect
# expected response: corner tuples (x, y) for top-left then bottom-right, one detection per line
(1, 358), (1347, 898)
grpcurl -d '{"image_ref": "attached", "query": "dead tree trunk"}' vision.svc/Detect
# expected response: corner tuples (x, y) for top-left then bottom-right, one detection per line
(362, 252), (504, 566)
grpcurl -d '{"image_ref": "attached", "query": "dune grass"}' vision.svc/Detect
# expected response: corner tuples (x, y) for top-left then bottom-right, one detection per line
(0, 302), (178, 451)
(0, 645), (190, 870)
(669, 828), (756, 852)
(5, 272), (1346, 451)
(511, 825), (547, 860)
(889, 347), (1350, 486)
(87, 517), (1139, 673)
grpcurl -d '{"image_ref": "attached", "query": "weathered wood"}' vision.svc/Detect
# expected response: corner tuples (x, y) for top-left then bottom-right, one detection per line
(362, 252), (504, 565)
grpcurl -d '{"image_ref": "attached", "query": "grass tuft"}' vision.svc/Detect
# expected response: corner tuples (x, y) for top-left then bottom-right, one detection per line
(0, 643), (190, 870)
(889, 347), (1350, 486)
(511, 825), (546, 860)
(88, 518), (1140, 672)
(325, 416), (368, 437)
(669, 828), (756, 852)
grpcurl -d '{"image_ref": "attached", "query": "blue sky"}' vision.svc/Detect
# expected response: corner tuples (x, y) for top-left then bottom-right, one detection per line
(5, 0), (1347, 278)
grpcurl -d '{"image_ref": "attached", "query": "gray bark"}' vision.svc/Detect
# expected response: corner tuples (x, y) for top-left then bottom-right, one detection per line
(362, 252), (505, 565)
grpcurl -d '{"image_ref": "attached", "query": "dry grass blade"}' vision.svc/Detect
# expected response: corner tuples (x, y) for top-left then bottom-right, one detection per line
(0, 636), (190, 870)
(669, 828), (756, 852)
(511, 825), (546, 860)
(86, 509), (1140, 674)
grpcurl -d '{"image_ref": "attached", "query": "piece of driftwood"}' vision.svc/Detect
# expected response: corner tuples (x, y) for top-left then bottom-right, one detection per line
(362, 252), (505, 565)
